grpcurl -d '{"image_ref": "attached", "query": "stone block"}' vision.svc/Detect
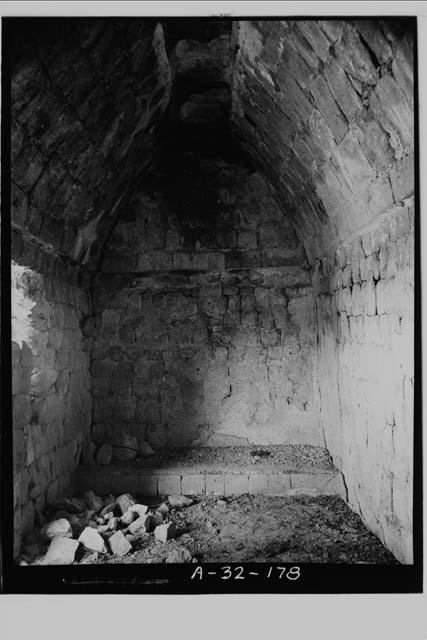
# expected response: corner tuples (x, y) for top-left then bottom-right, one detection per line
(205, 474), (225, 496)
(181, 474), (206, 495)
(108, 530), (132, 556)
(78, 527), (108, 553)
(249, 473), (269, 494)
(41, 537), (79, 565)
(158, 475), (181, 496)
(138, 474), (158, 496)
(112, 471), (138, 496)
(224, 473), (249, 496)
(268, 474), (292, 495)
(154, 522), (176, 542)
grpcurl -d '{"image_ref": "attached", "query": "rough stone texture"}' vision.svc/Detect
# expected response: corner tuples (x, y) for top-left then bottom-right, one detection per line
(41, 536), (79, 565)
(11, 19), (172, 268)
(231, 20), (414, 261)
(91, 159), (321, 448)
(315, 198), (414, 564)
(12, 237), (92, 556)
(11, 19), (414, 566)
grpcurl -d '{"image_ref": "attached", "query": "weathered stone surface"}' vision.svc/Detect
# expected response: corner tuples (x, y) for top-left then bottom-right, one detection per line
(108, 530), (132, 556)
(165, 547), (192, 563)
(168, 495), (193, 508)
(116, 493), (136, 515)
(128, 514), (153, 535)
(83, 490), (104, 513)
(41, 518), (73, 541)
(78, 527), (108, 553)
(41, 536), (79, 565)
(120, 509), (137, 526)
(154, 522), (176, 542)
(112, 434), (139, 461)
(129, 504), (149, 517)
(139, 440), (155, 456)
(96, 443), (113, 465)
(82, 440), (96, 465)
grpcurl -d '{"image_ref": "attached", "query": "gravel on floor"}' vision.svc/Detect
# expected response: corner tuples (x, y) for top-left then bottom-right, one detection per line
(87, 494), (397, 565)
(105, 445), (335, 474)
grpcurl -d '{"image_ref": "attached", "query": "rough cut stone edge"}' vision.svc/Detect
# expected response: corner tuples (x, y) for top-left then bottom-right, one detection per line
(75, 469), (346, 498)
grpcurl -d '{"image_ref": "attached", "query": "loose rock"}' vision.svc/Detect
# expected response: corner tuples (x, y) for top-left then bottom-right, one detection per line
(83, 490), (104, 513)
(120, 509), (137, 526)
(129, 504), (149, 517)
(128, 514), (153, 535)
(78, 527), (108, 553)
(42, 537), (79, 565)
(41, 518), (73, 541)
(109, 530), (132, 556)
(168, 495), (193, 508)
(165, 547), (192, 563)
(154, 522), (176, 542)
(116, 493), (136, 515)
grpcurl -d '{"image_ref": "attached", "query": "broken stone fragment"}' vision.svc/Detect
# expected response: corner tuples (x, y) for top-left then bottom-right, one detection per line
(83, 490), (104, 513)
(151, 511), (164, 527)
(157, 502), (169, 515)
(168, 495), (193, 508)
(107, 516), (120, 531)
(128, 514), (153, 535)
(78, 527), (108, 553)
(129, 504), (149, 517)
(41, 518), (73, 541)
(165, 547), (192, 563)
(139, 440), (155, 456)
(68, 514), (84, 537)
(120, 509), (137, 526)
(41, 537), (79, 565)
(125, 532), (150, 546)
(79, 551), (99, 564)
(116, 493), (136, 515)
(154, 522), (176, 542)
(96, 443), (113, 465)
(108, 530), (132, 556)
(100, 502), (116, 518)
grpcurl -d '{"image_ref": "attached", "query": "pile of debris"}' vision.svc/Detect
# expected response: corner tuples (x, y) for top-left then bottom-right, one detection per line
(18, 490), (196, 565)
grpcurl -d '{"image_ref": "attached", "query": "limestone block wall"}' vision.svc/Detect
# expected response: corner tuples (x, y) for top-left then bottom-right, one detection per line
(11, 19), (171, 269)
(92, 267), (320, 449)
(315, 197), (414, 563)
(12, 232), (92, 554)
(91, 158), (322, 449)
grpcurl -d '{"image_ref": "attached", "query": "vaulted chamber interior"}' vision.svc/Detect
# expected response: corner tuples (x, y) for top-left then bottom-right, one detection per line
(10, 18), (415, 564)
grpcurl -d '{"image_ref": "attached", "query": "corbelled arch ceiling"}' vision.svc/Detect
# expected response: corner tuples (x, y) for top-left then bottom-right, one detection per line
(11, 18), (414, 267)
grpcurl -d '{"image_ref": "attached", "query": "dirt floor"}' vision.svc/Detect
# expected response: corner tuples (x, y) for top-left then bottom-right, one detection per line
(83, 494), (397, 565)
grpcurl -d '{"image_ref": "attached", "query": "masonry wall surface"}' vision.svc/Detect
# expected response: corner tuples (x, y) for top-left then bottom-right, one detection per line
(12, 233), (92, 555)
(315, 197), (414, 563)
(91, 158), (322, 449)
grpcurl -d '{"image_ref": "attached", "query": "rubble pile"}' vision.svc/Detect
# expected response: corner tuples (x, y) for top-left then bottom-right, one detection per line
(17, 490), (196, 565)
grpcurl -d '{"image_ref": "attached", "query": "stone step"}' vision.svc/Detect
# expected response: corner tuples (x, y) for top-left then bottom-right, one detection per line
(75, 465), (346, 499)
